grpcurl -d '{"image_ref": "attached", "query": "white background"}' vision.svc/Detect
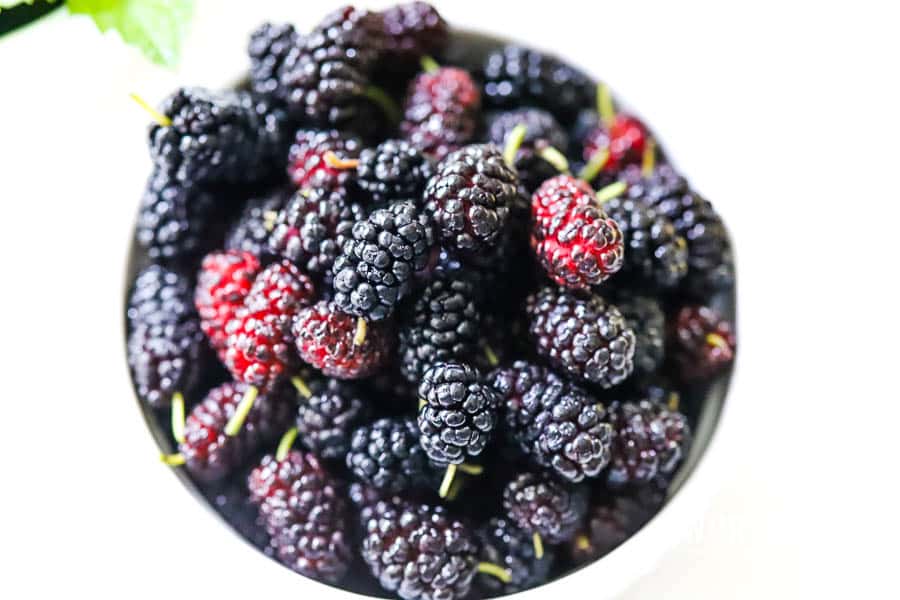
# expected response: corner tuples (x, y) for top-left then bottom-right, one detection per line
(1, 1), (898, 598)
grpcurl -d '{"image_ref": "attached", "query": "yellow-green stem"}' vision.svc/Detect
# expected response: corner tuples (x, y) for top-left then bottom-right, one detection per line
(130, 93), (171, 126)
(596, 83), (615, 127)
(532, 532), (545, 559)
(477, 562), (512, 583)
(502, 124), (528, 169)
(171, 391), (186, 444)
(224, 385), (259, 437)
(291, 376), (312, 399)
(160, 453), (186, 466)
(276, 427), (298, 461)
(353, 318), (367, 346)
(420, 55), (440, 73)
(577, 148), (609, 183)
(537, 145), (570, 173)
(438, 464), (458, 498)
(595, 181), (628, 204)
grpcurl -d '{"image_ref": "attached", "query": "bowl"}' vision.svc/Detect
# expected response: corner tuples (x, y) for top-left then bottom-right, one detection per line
(123, 27), (736, 600)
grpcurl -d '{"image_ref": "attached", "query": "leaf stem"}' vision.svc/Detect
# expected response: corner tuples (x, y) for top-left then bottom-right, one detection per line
(641, 138), (657, 176)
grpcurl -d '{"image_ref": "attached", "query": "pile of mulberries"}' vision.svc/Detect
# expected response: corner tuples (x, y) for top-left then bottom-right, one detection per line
(127, 4), (736, 597)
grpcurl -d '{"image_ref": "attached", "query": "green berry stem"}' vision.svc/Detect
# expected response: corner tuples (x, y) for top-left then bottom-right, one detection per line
(291, 376), (312, 399)
(483, 344), (500, 368)
(596, 181), (628, 204)
(477, 562), (513, 584)
(457, 463), (484, 476)
(596, 83), (615, 127)
(160, 452), (186, 466)
(353, 317), (368, 346)
(275, 427), (298, 461)
(667, 392), (680, 412)
(364, 85), (402, 124)
(502, 123), (528, 169)
(641, 138), (657, 176)
(224, 385), (259, 437)
(577, 148), (609, 182)
(420, 55), (440, 74)
(574, 534), (591, 551)
(170, 391), (186, 444)
(129, 92), (171, 127)
(537, 145), (570, 173)
(438, 463), (458, 498)
(532, 532), (545, 559)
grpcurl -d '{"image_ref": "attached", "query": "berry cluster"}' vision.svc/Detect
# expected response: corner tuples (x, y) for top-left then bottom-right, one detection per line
(127, 4), (737, 598)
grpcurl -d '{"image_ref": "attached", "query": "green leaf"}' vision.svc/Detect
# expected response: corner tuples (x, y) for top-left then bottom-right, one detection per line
(1, 1), (54, 9)
(66, 0), (193, 67)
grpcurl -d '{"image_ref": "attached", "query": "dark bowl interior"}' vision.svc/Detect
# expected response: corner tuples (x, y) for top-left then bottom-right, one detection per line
(123, 28), (736, 599)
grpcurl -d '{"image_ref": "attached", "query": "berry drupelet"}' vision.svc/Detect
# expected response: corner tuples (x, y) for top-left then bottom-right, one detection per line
(671, 305), (736, 380)
(489, 361), (613, 483)
(224, 187), (291, 257)
(127, 265), (205, 408)
(423, 144), (518, 252)
(249, 450), (351, 583)
(296, 378), (370, 460)
(347, 417), (433, 493)
(148, 87), (279, 184)
(331, 199), (435, 321)
(601, 194), (688, 289)
(136, 170), (221, 263)
(269, 187), (365, 275)
(613, 294), (666, 376)
(195, 250), (262, 356)
(482, 45), (593, 124)
(503, 472), (588, 545)
(606, 398), (691, 488)
(620, 164), (733, 294)
(293, 300), (392, 379)
(476, 517), (554, 595)
(277, 6), (385, 126)
(224, 260), (315, 391)
(287, 129), (363, 191)
(379, 1), (448, 64)
(360, 498), (479, 600)
(248, 22), (301, 97)
(530, 174), (624, 290)
(398, 277), (481, 383)
(402, 66), (481, 160)
(527, 286), (636, 388)
(488, 108), (569, 193)
(180, 381), (293, 481)
(356, 139), (434, 204)
(418, 361), (499, 466)
(582, 114), (650, 174)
